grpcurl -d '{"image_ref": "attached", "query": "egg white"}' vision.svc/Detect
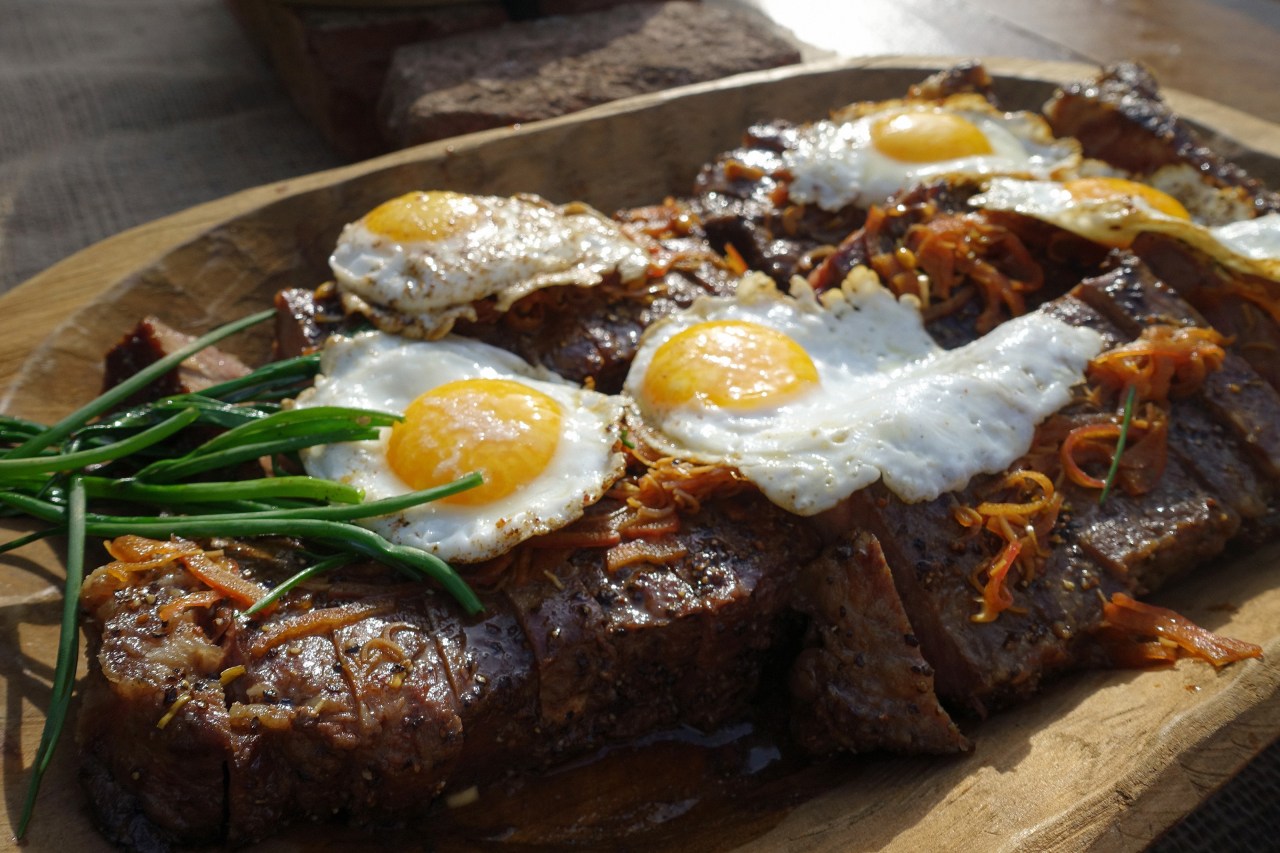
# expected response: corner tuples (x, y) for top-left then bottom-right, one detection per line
(624, 271), (1104, 515)
(330, 192), (651, 340)
(970, 177), (1280, 280)
(784, 95), (1081, 212)
(293, 331), (626, 563)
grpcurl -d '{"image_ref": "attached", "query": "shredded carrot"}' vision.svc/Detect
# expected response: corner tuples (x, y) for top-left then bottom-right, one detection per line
(156, 692), (192, 730)
(1061, 423), (1121, 489)
(1101, 593), (1263, 668)
(1088, 325), (1227, 402)
(723, 243), (748, 276)
(619, 514), (682, 539)
(953, 504), (985, 531)
(248, 599), (395, 657)
(180, 548), (274, 613)
(974, 469), (1056, 518)
(158, 589), (225, 623)
(866, 208), (1043, 332)
(102, 535), (204, 578)
(954, 468), (1060, 622)
(219, 665), (247, 686)
(971, 538), (1022, 624)
(1060, 410), (1167, 496)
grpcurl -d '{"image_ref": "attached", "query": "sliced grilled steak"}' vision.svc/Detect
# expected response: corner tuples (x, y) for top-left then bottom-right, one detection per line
(1072, 258), (1280, 484)
(836, 283), (1261, 715)
(1043, 62), (1280, 216)
(78, 494), (823, 847)
(843, 479), (1123, 718)
(452, 256), (737, 394)
(789, 531), (969, 755)
(1128, 232), (1280, 389)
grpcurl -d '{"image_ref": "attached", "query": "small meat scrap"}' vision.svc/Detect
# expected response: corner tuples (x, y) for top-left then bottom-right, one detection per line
(102, 316), (250, 404)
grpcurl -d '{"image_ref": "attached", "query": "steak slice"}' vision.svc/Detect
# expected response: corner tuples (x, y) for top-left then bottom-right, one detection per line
(789, 531), (969, 755)
(77, 495), (823, 847)
(1128, 232), (1280, 390)
(841, 288), (1252, 715)
(1072, 258), (1280, 497)
(452, 248), (737, 394)
(1043, 62), (1280, 216)
(844, 479), (1125, 718)
(691, 121), (863, 285)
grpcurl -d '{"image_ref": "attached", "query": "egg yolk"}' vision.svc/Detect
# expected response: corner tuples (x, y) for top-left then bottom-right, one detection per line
(363, 190), (481, 243)
(642, 320), (819, 411)
(1063, 177), (1191, 220)
(386, 378), (562, 506)
(870, 109), (995, 163)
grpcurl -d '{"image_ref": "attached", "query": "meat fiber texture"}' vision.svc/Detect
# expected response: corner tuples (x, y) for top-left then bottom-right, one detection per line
(377, 2), (803, 149)
(77, 497), (826, 847)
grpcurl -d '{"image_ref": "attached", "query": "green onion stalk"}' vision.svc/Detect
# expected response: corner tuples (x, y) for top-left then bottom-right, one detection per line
(1098, 383), (1139, 505)
(1, 309), (482, 837)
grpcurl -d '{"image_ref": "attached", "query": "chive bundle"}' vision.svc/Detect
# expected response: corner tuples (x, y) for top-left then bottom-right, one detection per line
(2, 309), (482, 837)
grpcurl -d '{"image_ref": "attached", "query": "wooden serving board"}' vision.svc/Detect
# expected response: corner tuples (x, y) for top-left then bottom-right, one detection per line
(1, 57), (1278, 852)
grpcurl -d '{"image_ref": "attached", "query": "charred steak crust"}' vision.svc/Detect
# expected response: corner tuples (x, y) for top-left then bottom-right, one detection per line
(1043, 61), (1280, 216)
(78, 496), (821, 847)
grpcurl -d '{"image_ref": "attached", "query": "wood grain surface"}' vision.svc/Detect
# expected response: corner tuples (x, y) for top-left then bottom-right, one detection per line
(1, 58), (1278, 852)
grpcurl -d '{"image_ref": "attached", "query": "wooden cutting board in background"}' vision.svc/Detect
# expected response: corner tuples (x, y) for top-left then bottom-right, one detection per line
(0, 57), (1278, 852)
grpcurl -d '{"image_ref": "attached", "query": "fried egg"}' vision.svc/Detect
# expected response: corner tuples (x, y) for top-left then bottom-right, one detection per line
(784, 94), (1081, 212)
(293, 331), (625, 563)
(624, 271), (1104, 515)
(330, 190), (651, 339)
(969, 176), (1280, 279)
(1144, 163), (1262, 226)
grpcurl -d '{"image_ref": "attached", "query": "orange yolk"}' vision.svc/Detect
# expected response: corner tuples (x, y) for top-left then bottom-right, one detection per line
(363, 190), (480, 243)
(1063, 177), (1192, 221)
(642, 320), (819, 410)
(870, 110), (994, 163)
(386, 378), (562, 506)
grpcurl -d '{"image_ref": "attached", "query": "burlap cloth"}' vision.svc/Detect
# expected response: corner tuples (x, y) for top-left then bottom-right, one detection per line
(1, 1), (1276, 849)
(0, 0), (341, 294)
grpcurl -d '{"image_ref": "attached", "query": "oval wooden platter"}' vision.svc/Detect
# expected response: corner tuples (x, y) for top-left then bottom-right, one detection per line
(2, 57), (1278, 852)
